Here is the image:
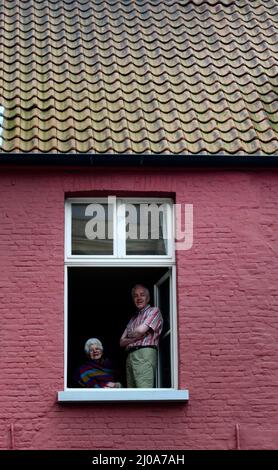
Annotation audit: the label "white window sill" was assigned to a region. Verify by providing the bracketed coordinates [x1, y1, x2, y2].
[57, 388, 189, 403]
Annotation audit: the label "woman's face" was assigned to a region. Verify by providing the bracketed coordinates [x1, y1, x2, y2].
[89, 344, 103, 360]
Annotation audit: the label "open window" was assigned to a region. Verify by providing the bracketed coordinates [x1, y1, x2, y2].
[58, 197, 189, 402]
[155, 270, 175, 388]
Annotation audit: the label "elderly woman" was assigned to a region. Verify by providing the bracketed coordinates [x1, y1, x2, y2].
[76, 338, 121, 388]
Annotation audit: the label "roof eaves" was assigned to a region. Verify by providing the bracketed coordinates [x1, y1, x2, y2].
[1, 153, 278, 168]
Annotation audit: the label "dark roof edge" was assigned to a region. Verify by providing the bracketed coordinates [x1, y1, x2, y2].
[0, 153, 278, 168]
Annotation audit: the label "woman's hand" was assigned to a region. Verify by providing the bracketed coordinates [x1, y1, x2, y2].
[105, 381, 122, 388]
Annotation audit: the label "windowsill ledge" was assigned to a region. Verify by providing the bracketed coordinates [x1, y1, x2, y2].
[57, 388, 189, 403]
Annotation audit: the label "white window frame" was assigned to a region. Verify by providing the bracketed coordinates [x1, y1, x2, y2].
[65, 197, 174, 263]
[155, 270, 177, 388]
[58, 197, 189, 402]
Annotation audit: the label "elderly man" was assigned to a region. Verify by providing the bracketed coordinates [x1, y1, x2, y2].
[120, 284, 163, 388]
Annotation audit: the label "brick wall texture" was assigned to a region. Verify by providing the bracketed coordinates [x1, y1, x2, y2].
[0, 166, 278, 450]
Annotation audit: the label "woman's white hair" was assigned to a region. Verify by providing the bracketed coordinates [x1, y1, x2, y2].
[84, 338, 103, 355]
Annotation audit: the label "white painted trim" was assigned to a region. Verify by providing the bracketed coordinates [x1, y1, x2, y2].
[67, 198, 173, 204]
[171, 266, 178, 389]
[154, 271, 169, 388]
[65, 259, 175, 267]
[166, 202, 174, 259]
[64, 266, 68, 390]
[65, 256, 173, 264]
[117, 198, 126, 257]
[57, 389, 189, 403]
[64, 197, 179, 399]
[112, 197, 117, 257]
[65, 197, 175, 263]
[64, 200, 72, 259]
[65, 265, 179, 396]
[155, 269, 178, 389]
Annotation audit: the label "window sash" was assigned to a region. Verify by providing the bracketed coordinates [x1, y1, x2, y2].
[65, 197, 174, 261]
[62, 198, 183, 400]
[63, 265, 179, 391]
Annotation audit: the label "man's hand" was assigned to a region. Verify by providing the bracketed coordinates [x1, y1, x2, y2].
[120, 336, 134, 348]
[128, 324, 150, 338]
[120, 324, 150, 347]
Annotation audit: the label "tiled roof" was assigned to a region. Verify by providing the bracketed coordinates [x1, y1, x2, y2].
[0, 0, 278, 155]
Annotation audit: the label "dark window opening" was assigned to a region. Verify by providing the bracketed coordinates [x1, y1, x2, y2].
[67, 266, 171, 388]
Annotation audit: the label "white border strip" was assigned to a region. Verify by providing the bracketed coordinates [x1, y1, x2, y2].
[58, 389, 189, 402]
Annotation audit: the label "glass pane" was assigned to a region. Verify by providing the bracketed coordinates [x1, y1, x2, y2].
[157, 276, 171, 388]
[126, 203, 168, 255]
[159, 333, 171, 388]
[71, 203, 113, 255]
[159, 276, 170, 335]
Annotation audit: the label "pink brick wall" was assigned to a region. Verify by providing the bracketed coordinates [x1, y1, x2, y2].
[1, 166, 278, 450]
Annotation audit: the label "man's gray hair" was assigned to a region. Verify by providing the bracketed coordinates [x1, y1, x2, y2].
[84, 338, 103, 355]
[131, 284, 150, 300]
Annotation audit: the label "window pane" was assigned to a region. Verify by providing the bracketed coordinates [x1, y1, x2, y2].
[126, 203, 168, 255]
[157, 275, 171, 388]
[71, 203, 113, 255]
[159, 333, 171, 388]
